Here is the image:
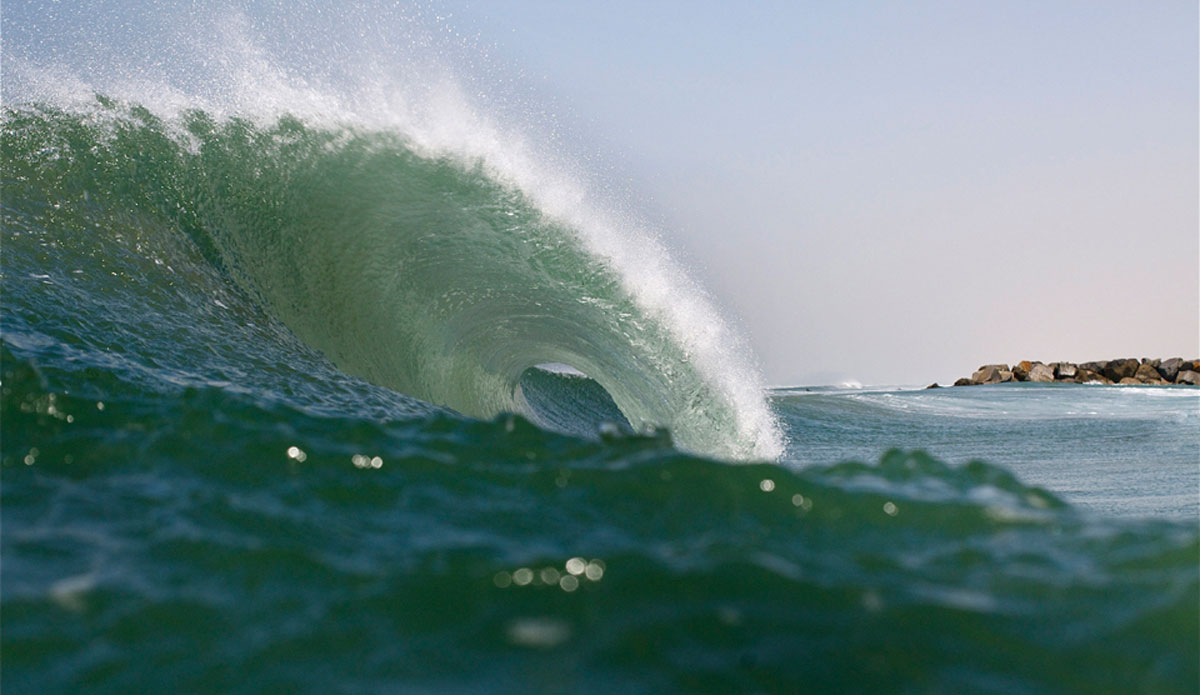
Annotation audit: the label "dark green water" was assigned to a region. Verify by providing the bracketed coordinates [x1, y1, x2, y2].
[3, 102, 1198, 694]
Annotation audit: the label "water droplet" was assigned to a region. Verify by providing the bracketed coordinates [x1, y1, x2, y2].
[506, 617, 570, 648]
[718, 606, 743, 626]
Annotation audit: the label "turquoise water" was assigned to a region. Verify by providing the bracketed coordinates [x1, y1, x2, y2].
[3, 8, 1199, 691]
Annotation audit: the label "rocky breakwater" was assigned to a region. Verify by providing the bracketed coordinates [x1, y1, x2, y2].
[943, 358, 1200, 387]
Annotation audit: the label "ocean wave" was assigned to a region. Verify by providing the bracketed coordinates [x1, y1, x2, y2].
[2, 98, 780, 459]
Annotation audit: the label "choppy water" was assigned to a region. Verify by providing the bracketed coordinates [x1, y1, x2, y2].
[776, 383, 1200, 519]
[3, 4, 1198, 693]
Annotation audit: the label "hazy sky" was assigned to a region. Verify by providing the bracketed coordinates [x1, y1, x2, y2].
[442, 1, 1198, 385]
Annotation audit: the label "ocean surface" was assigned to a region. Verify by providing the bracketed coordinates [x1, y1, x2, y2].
[3, 8, 1199, 693]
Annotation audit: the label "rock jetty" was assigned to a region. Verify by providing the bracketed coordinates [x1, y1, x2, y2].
[941, 358, 1200, 387]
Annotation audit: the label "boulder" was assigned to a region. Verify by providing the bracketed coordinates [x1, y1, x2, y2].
[953, 377, 974, 387]
[1076, 368, 1113, 385]
[1012, 361, 1032, 381]
[1054, 363, 1078, 379]
[1134, 363, 1168, 385]
[925, 382, 941, 389]
[1027, 363, 1055, 382]
[971, 364, 1013, 384]
[1141, 358, 1161, 368]
[1118, 377, 1141, 385]
[1177, 370, 1200, 386]
[1079, 361, 1108, 374]
[1157, 357, 1184, 382]
[1156, 360, 1185, 381]
[1101, 358, 1139, 382]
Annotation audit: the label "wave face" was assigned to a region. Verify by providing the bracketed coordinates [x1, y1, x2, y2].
[2, 99, 780, 459]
